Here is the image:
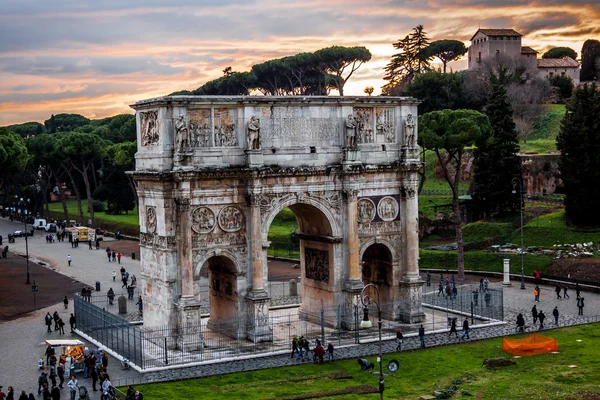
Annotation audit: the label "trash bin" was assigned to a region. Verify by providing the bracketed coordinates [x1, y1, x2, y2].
[118, 295, 127, 314]
[132, 252, 136, 260]
[96, 281, 101, 291]
[289, 279, 298, 297]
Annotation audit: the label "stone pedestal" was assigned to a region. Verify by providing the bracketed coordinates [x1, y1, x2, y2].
[401, 146, 419, 161]
[397, 281, 426, 323]
[341, 288, 362, 330]
[246, 149, 264, 168]
[343, 148, 361, 164]
[174, 296, 204, 351]
[502, 257, 511, 286]
[246, 292, 273, 342]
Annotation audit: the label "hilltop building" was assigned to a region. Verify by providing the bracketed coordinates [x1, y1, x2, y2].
[467, 28, 580, 84]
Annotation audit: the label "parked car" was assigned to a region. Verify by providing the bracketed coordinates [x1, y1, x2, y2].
[33, 218, 47, 230]
[45, 223, 57, 233]
[13, 230, 33, 237]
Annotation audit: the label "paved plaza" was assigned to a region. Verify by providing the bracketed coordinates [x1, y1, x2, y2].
[1, 216, 598, 397]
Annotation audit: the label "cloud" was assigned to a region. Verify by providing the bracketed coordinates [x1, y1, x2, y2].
[0, 0, 598, 125]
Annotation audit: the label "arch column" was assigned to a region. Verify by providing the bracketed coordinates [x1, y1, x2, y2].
[398, 179, 425, 323]
[344, 189, 363, 291]
[245, 193, 272, 342]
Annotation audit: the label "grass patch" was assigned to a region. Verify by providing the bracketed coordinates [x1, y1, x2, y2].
[267, 208, 300, 259]
[419, 195, 453, 220]
[419, 249, 554, 275]
[509, 210, 600, 247]
[47, 199, 139, 234]
[530, 104, 566, 141]
[462, 221, 514, 243]
[519, 139, 558, 154]
[130, 323, 600, 400]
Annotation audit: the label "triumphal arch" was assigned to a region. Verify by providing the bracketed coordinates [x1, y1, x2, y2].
[131, 96, 425, 340]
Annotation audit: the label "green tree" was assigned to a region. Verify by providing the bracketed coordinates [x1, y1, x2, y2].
[403, 71, 484, 114]
[472, 84, 522, 216]
[314, 46, 372, 95]
[556, 83, 600, 225]
[580, 39, 600, 81]
[383, 25, 432, 93]
[6, 122, 46, 137]
[419, 109, 492, 279]
[57, 132, 108, 225]
[422, 40, 467, 73]
[44, 113, 90, 132]
[0, 127, 29, 191]
[548, 75, 575, 101]
[542, 47, 577, 60]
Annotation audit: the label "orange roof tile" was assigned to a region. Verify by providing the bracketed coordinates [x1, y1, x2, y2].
[470, 29, 522, 41]
[537, 58, 579, 68]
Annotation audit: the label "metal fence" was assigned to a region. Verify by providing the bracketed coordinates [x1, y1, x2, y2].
[422, 284, 504, 322]
[74, 285, 504, 370]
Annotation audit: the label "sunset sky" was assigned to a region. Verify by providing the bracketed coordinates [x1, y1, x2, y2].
[1, 0, 598, 125]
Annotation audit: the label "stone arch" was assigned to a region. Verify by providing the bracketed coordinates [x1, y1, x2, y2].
[193, 250, 242, 280]
[359, 238, 397, 262]
[261, 196, 342, 242]
[361, 242, 394, 314]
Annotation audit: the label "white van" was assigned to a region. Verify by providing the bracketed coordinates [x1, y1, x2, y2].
[33, 219, 47, 230]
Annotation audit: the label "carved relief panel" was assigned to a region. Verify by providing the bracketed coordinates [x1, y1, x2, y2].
[377, 196, 399, 221]
[146, 206, 157, 233]
[305, 248, 329, 283]
[353, 107, 373, 144]
[218, 206, 244, 232]
[376, 108, 395, 143]
[214, 108, 237, 147]
[189, 109, 211, 148]
[357, 198, 376, 223]
[140, 111, 159, 146]
[191, 207, 216, 234]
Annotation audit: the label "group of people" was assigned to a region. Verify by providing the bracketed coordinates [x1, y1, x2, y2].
[437, 274, 458, 299]
[291, 336, 334, 363]
[105, 247, 122, 264]
[44, 311, 72, 335]
[0, 385, 38, 400]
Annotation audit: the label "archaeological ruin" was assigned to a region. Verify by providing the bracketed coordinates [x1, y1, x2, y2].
[131, 96, 425, 341]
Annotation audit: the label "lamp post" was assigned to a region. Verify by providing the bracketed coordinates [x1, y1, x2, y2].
[511, 178, 526, 290]
[18, 197, 31, 284]
[360, 283, 384, 400]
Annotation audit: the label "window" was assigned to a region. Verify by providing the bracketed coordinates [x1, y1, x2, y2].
[561, 72, 566, 76]
[549, 72, 554, 77]
[513, 37, 517, 41]
[500, 37, 504, 40]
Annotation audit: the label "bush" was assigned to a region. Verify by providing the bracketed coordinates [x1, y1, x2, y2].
[549, 75, 574, 101]
[91, 200, 106, 213]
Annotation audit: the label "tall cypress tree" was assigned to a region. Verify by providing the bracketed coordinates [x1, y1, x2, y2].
[472, 84, 522, 215]
[556, 83, 600, 225]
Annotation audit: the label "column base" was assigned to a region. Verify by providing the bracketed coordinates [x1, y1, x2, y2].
[397, 281, 426, 323]
[246, 293, 273, 342]
[344, 279, 364, 292]
[341, 285, 363, 330]
[175, 296, 204, 351]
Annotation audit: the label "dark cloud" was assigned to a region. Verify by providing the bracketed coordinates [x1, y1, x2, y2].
[517, 14, 580, 34]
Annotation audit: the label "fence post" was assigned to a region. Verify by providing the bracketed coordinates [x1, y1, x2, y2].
[164, 337, 168, 365]
[320, 306, 325, 345]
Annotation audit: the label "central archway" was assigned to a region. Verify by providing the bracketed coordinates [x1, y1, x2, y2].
[263, 199, 342, 320]
[361, 243, 394, 318]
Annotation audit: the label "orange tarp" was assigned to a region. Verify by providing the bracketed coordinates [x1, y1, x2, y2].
[502, 334, 558, 356]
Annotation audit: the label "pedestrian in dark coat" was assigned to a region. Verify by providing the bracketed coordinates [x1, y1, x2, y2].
[516, 313, 525, 332]
[50, 385, 60, 400]
[555, 284, 562, 299]
[449, 318, 458, 338]
[419, 324, 426, 348]
[45, 313, 53, 332]
[69, 314, 76, 332]
[91, 364, 99, 391]
[63, 296, 68, 309]
[538, 310, 546, 329]
[577, 296, 585, 315]
[553, 306, 559, 325]
[460, 318, 470, 340]
[531, 305, 538, 325]
[327, 343, 334, 361]
[291, 336, 298, 358]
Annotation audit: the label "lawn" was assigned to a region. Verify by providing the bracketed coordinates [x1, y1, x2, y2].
[47, 199, 139, 234]
[130, 323, 600, 400]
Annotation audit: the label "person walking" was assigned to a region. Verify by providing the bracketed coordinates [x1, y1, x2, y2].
[38, 372, 48, 395]
[67, 254, 71, 267]
[577, 296, 585, 315]
[53, 311, 60, 331]
[91, 363, 99, 392]
[88, 239, 93, 250]
[553, 306, 559, 325]
[575, 283, 581, 298]
[419, 324, 426, 348]
[136, 296, 143, 315]
[437, 281, 443, 297]
[538, 310, 546, 329]
[57, 363, 65, 389]
[112, 250, 116, 262]
[106, 248, 111, 262]
[117, 252, 121, 264]
[112, 270, 116, 282]
[396, 329, 404, 350]
[426, 272, 431, 287]
[460, 318, 470, 340]
[291, 336, 298, 358]
[555, 284, 562, 299]
[63, 296, 68, 310]
[534, 286, 540, 302]
[532, 304, 538, 325]
[563, 285, 569, 299]
[327, 342, 334, 361]
[69, 313, 76, 333]
[66, 376, 78, 400]
[57, 318, 65, 335]
[45, 313, 53, 333]
[516, 313, 525, 332]
[449, 318, 458, 338]
[302, 338, 311, 361]
[297, 336, 304, 360]
[50, 385, 59, 400]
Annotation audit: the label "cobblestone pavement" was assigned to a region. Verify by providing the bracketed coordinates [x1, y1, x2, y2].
[1, 216, 599, 393]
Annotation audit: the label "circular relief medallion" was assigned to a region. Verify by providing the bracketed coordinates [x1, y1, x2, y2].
[357, 198, 376, 223]
[218, 206, 244, 232]
[377, 196, 399, 221]
[146, 206, 157, 233]
[191, 207, 216, 234]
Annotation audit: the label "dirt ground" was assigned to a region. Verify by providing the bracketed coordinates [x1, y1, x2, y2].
[547, 257, 600, 281]
[0, 253, 84, 321]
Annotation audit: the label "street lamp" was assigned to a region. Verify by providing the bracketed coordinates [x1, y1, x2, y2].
[511, 178, 526, 290]
[360, 283, 384, 400]
[18, 197, 31, 284]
